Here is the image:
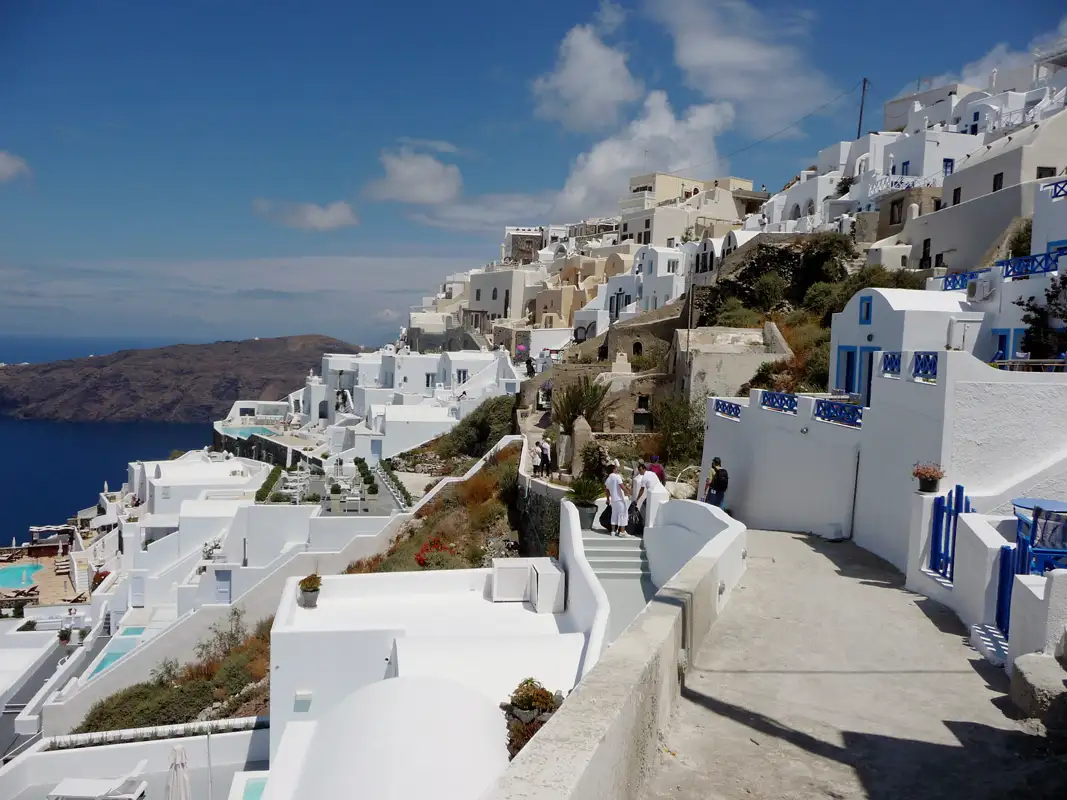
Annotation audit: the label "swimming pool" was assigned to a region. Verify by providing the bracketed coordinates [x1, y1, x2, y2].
[120, 626, 146, 636]
[0, 564, 42, 589]
[221, 426, 275, 439]
[90, 650, 126, 677]
[243, 777, 267, 800]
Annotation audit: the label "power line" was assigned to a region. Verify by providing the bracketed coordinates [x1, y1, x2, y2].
[655, 79, 866, 179]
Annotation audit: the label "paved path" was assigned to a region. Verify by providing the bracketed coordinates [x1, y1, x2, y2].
[640, 531, 1062, 800]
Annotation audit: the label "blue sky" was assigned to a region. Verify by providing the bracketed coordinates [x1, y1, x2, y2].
[0, 0, 1063, 345]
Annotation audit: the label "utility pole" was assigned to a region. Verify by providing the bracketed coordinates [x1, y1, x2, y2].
[856, 77, 869, 139]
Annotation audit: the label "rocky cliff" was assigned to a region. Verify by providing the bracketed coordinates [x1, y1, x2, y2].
[0, 335, 358, 423]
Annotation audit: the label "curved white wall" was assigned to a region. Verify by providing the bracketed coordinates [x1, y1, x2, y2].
[644, 500, 742, 589]
[558, 501, 610, 677]
[286, 676, 508, 800]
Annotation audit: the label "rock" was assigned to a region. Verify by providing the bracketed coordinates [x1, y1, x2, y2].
[536, 711, 554, 723]
[1011, 653, 1067, 732]
[666, 481, 696, 499]
[571, 416, 593, 477]
[514, 708, 538, 724]
[552, 690, 565, 706]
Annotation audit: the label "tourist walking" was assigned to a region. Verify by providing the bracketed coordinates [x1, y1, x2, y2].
[531, 442, 542, 477]
[703, 457, 728, 508]
[604, 462, 630, 537]
[540, 440, 552, 477]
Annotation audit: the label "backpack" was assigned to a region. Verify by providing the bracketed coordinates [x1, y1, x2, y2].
[713, 468, 729, 492]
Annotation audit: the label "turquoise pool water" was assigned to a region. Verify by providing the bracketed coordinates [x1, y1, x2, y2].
[221, 426, 274, 439]
[120, 627, 146, 636]
[90, 651, 126, 677]
[0, 564, 42, 588]
[243, 777, 268, 800]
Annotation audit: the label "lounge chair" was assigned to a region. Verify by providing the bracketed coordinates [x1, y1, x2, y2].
[0, 553, 14, 563]
[62, 592, 88, 604]
[47, 758, 148, 799]
[11, 585, 39, 598]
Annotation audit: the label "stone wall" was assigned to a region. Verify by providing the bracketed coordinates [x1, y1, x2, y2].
[407, 327, 482, 353]
[853, 211, 879, 245]
[602, 374, 674, 433]
[878, 186, 943, 241]
[519, 363, 612, 407]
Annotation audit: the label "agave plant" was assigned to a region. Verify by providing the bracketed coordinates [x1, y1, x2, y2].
[552, 376, 612, 434]
[566, 474, 604, 507]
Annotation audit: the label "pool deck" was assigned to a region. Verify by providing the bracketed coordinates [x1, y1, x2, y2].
[0, 555, 81, 607]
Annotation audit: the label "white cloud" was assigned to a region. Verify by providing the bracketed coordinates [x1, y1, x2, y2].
[364, 147, 463, 205]
[901, 17, 1067, 96]
[0, 151, 31, 183]
[647, 0, 839, 136]
[593, 0, 626, 34]
[252, 199, 359, 231]
[531, 15, 643, 132]
[414, 92, 733, 230]
[396, 137, 459, 154]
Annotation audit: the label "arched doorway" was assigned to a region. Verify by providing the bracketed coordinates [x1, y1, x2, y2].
[632, 341, 643, 357]
[318, 400, 328, 419]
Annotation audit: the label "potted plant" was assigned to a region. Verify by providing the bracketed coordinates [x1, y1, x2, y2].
[57, 628, 72, 645]
[567, 475, 604, 530]
[912, 462, 945, 493]
[299, 574, 322, 608]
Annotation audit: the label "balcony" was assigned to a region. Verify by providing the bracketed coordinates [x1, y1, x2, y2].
[867, 172, 942, 201]
[619, 191, 656, 213]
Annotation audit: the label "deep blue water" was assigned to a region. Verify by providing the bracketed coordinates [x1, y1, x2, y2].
[0, 335, 215, 545]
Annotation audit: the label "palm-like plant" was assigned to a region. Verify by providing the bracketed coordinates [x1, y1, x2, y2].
[552, 376, 612, 435]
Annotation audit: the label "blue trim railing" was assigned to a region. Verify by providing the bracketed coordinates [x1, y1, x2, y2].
[713, 399, 742, 419]
[929, 484, 971, 582]
[813, 399, 862, 427]
[882, 351, 902, 375]
[998, 248, 1062, 279]
[995, 544, 1014, 636]
[1051, 178, 1067, 200]
[913, 351, 938, 380]
[941, 270, 990, 291]
[760, 391, 798, 414]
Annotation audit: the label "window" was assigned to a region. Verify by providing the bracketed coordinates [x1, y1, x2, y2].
[922, 238, 931, 259]
[973, 111, 980, 122]
[859, 296, 873, 325]
[667, 259, 679, 273]
[934, 253, 944, 269]
[900, 255, 908, 267]
[943, 158, 954, 176]
[889, 200, 903, 225]
[644, 219, 651, 229]
[456, 369, 468, 384]
[425, 373, 435, 389]
[637, 395, 650, 410]
[901, 161, 910, 176]
[1037, 166, 1057, 179]
[475, 289, 482, 301]
[622, 223, 628, 232]
[992, 172, 1004, 192]
[952, 187, 961, 206]
[933, 198, 942, 212]
[891, 164, 897, 175]
[491, 288, 498, 300]
[624, 294, 632, 306]
[609, 296, 616, 314]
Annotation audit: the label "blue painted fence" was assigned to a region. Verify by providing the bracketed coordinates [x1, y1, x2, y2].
[760, 391, 798, 414]
[714, 399, 742, 419]
[913, 351, 939, 380]
[813, 399, 862, 427]
[929, 484, 971, 581]
[881, 351, 901, 375]
[995, 544, 1013, 636]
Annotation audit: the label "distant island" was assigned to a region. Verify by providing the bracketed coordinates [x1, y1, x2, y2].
[0, 334, 358, 423]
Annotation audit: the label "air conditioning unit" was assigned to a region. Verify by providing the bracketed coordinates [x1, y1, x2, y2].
[967, 279, 994, 301]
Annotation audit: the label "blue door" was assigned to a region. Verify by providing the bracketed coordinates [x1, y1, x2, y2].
[214, 570, 232, 604]
[836, 346, 858, 393]
[860, 347, 881, 406]
[992, 329, 1009, 361]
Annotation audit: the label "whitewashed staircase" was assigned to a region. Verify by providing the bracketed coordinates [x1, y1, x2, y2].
[581, 530, 650, 578]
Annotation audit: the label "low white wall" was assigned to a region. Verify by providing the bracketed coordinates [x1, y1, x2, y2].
[480, 510, 747, 800]
[558, 501, 610, 678]
[644, 500, 744, 590]
[0, 630, 56, 711]
[1007, 570, 1067, 673]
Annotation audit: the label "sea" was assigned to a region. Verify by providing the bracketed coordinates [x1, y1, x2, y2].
[0, 336, 215, 545]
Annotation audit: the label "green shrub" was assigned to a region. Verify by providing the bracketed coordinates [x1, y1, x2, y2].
[802, 282, 839, 318]
[752, 272, 788, 312]
[419, 550, 469, 570]
[255, 466, 283, 502]
[305, 493, 322, 503]
[714, 297, 762, 328]
[567, 475, 604, 506]
[803, 341, 831, 389]
[368, 483, 379, 495]
[1008, 218, 1032, 259]
[17, 619, 36, 631]
[436, 395, 515, 459]
[213, 653, 252, 696]
[580, 440, 612, 482]
[330, 483, 342, 495]
[651, 393, 706, 463]
[269, 492, 287, 503]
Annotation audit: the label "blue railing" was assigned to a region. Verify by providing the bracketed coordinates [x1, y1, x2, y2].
[998, 248, 1062, 279]
[1051, 178, 1067, 200]
[941, 270, 989, 291]
[760, 391, 798, 414]
[929, 484, 971, 581]
[713, 399, 742, 419]
[813, 399, 862, 427]
[882, 351, 902, 375]
[913, 351, 939, 380]
[995, 544, 1014, 636]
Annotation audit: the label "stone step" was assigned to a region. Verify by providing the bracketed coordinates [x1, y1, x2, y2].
[588, 558, 650, 572]
[582, 534, 645, 549]
[584, 547, 647, 561]
[593, 567, 652, 578]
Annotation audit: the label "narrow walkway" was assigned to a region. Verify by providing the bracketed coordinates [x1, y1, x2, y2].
[640, 531, 1061, 800]
[582, 529, 655, 644]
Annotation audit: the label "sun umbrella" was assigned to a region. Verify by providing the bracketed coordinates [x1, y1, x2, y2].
[166, 744, 192, 800]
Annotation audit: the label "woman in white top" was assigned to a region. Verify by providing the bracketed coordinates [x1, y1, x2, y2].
[531, 443, 542, 477]
[634, 462, 663, 512]
[604, 462, 630, 536]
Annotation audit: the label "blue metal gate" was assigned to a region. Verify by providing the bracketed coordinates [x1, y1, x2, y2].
[929, 484, 971, 581]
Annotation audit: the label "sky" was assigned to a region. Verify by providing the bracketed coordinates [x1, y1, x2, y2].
[0, 0, 1064, 347]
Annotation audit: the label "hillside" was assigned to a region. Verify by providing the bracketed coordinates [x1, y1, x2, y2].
[0, 335, 358, 423]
